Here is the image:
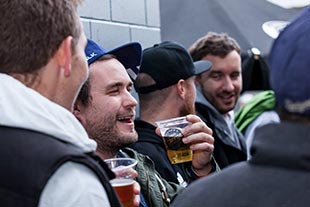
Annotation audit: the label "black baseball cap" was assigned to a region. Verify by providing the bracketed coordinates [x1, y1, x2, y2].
[134, 41, 212, 94]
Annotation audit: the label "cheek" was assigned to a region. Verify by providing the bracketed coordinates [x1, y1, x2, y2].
[189, 84, 196, 98]
[202, 82, 215, 95]
[233, 79, 242, 91]
[96, 98, 122, 119]
[85, 104, 110, 128]
[186, 92, 195, 106]
[93, 99, 110, 113]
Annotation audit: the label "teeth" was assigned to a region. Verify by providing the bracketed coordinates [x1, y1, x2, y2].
[118, 116, 132, 121]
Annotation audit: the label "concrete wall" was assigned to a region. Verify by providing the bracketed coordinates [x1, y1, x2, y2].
[78, 0, 161, 50]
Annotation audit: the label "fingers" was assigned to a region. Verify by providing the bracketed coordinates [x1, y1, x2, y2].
[114, 168, 138, 179]
[181, 115, 214, 148]
[155, 115, 212, 137]
[154, 114, 214, 151]
[155, 127, 161, 137]
[185, 136, 214, 152]
[133, 180, 141, 194]
[182, 114, 213, 136]
[133, 181, 141, 207]
[131, 169, 138, 178]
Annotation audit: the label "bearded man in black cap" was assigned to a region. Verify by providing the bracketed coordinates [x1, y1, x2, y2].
[130, 41, 219, 186]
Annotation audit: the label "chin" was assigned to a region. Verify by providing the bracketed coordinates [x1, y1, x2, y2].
[217, 104, 231, 113]
[124, 131, 138, 140]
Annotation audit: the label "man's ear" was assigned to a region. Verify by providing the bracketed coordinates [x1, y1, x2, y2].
[73, 100, 86, 125]
[55, 36, 73, 77]
[176, 79, 186, 100]
[195, 75, 200, 86]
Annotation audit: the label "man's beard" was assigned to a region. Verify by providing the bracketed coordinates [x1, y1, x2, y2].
[179, 100, 196, 116]
[85, 113, 138, 156]
[216, 91, 239, 114]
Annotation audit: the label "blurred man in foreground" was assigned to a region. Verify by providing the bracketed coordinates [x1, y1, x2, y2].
[171, 7, 310, 207]
[0, 1, 119, 206]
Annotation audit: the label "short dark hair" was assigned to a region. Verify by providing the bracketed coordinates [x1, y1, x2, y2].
[0, 0, 82, 74]
[189, 32, 241, 61]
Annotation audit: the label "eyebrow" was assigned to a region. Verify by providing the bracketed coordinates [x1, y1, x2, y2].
[209, 70, 222, 75]
[105, 81, 133, 90]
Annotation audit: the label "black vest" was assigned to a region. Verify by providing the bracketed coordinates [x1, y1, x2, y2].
[0, 126, 122, 207]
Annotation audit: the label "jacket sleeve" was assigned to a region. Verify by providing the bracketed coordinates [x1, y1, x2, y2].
[39, 161, 111, 207]
[122, 148, 184, 207]
[153, 170, 184, 205]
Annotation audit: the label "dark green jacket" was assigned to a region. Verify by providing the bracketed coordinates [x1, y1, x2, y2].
[121, 148, 183, 207]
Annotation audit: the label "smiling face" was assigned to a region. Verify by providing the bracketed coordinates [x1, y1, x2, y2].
[78, 58, 138, 154]
[196, 50, 242, 115]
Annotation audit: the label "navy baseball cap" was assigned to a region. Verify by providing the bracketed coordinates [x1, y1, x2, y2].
[135, 41, 212, 94]
[269, 7, 310, 116]
[85, 39, 142, 80]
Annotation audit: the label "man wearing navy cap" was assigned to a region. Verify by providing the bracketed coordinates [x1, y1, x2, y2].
[74, 39, 186, 207]
[130, 41, 219, 186]
[171, 7, 310, 207]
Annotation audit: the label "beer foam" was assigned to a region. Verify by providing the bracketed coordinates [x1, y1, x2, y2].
[111, 178, 134, 187]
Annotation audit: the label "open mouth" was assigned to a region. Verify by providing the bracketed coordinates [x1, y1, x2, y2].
[220, 94, 234, 100]
[223, 95, 234, 100]
[219, 94, 236, 105]
[117, 115, 134, 124]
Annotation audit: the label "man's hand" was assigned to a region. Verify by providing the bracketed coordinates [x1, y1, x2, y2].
[156, 114, 214, 177]
[182, 114, 214, 177]
[133, 181, 141, 207]
[114, 167, 141, 206]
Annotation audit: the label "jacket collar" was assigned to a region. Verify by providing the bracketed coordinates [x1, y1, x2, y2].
[0, 74, 96, 152]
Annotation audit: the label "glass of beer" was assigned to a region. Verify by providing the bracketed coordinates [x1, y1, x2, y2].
[104, 158, 138, 207]
[156, 116, 192, 164]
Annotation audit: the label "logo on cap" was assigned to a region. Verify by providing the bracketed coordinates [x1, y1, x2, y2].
[86, 52, 97, 61]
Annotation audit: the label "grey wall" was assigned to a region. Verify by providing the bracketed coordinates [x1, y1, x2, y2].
[78, 0, 161, 50]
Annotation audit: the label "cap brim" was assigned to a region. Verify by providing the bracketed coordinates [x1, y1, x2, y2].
[107, 42, 142, 71]
[194, 60, 212, 75]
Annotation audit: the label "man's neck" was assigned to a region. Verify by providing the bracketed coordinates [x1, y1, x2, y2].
[140, 109, 182, 126]
[96, 149, 117, 160]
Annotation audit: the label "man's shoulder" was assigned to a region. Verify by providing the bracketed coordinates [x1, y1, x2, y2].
[195, 102, 216, 126]
[171, 162, 251, 206]
[121, 147, 145, 159]
[135, 119, 156, 131]
[0, 126, 114, 207]
[39, 162, 110, 207]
